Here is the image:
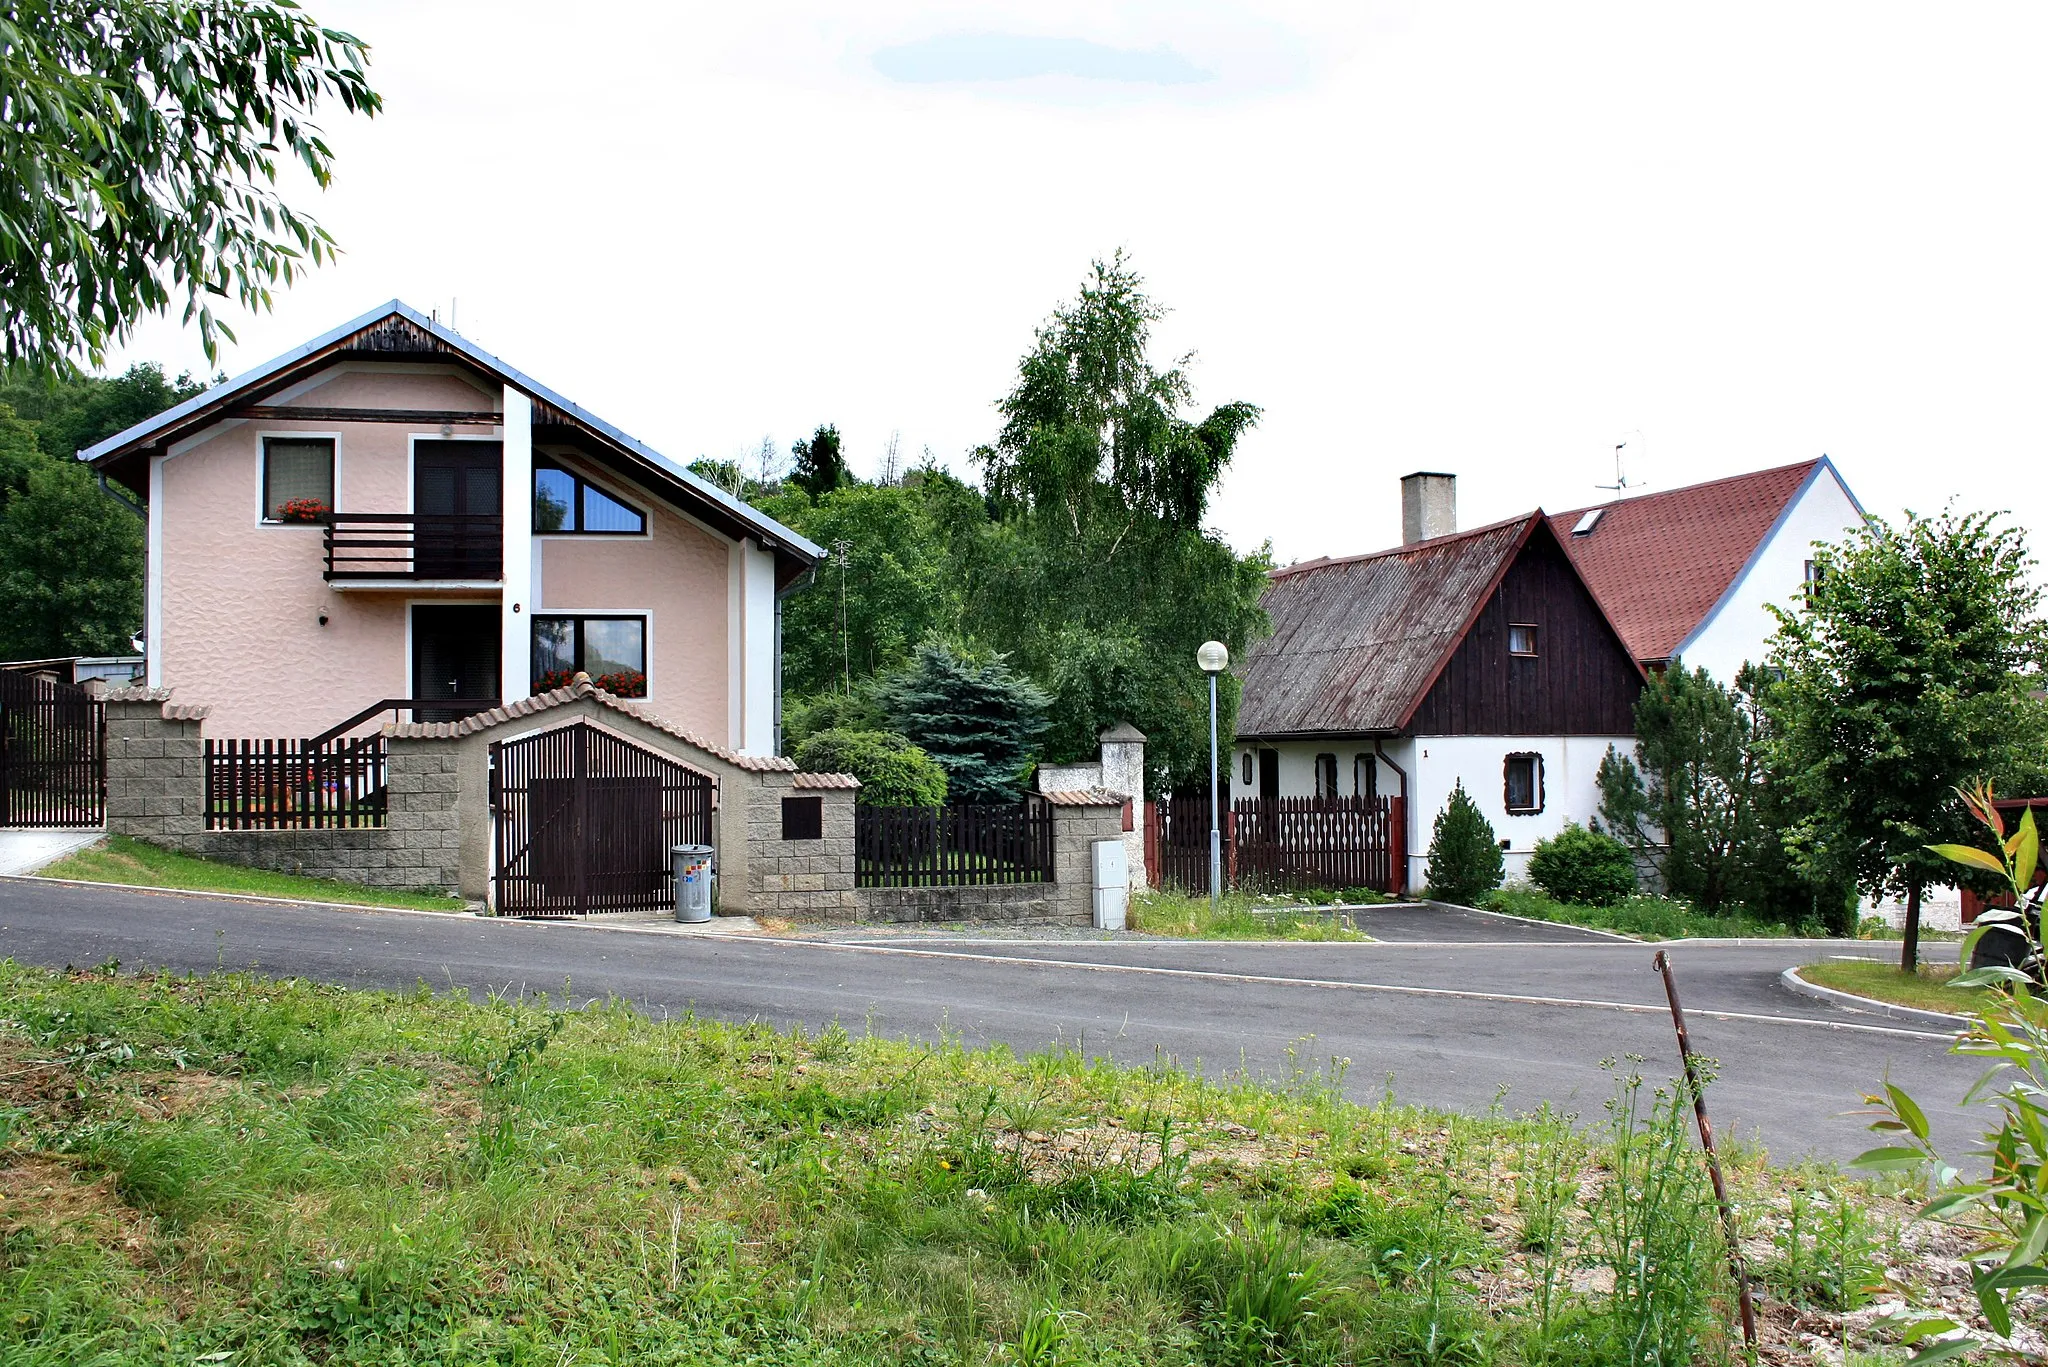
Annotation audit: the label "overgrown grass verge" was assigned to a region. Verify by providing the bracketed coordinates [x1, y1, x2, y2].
[36, 835, 467, 913]
[0, 960, 1999, 1365]
[1128, 887, 1371, 940]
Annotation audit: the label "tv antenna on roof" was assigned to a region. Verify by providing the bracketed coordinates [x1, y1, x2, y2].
[1597, 431, 1646, 492]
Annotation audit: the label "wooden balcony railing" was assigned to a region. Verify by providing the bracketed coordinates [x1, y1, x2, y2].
[323, 513, 503, 582]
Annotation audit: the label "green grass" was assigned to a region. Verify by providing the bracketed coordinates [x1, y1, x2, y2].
[0, 961, 1928, 1366]
[1484, 884, 1810, 940]
[1797, 959, 1999, 1017]
[1128, 887, 1371, 940]
[38, 835, 467, 913]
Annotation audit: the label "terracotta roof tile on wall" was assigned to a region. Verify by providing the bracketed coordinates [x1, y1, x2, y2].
[1237, 516, 1536, 736]
[1549, 461, 1820, 664]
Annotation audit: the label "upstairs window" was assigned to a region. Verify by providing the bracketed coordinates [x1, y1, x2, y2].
[534, 462, 645, 534]
[1803, 559, 1825, 589]
[263, 437, 334, 521]
[1508, 624, 1539, 657]
[1314, 753, 1339, 798]
[1504, 752, 1544, 814]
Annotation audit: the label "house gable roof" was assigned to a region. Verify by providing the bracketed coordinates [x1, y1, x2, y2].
[1237, 513, 1551, 737]
[1548, 459, 1855, 664]
[77, 300, 823, 577]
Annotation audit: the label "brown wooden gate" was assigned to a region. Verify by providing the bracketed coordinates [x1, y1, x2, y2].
[0, 670, 106, 828]
[490, 721, 714, 917]
[1146, 793, 1406, 896]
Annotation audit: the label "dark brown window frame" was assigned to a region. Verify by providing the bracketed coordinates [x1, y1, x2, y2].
[261, 435, 335, 523]
[1314, 752, 1339, 799]
[1353, 753, 1378, 800]
[531, 613, 648, 688]
[533, 459, 646, 535]
[1507, 623, 1539, 657]
[1503, 751, 1545, 814]
[782, 795, 823, 841]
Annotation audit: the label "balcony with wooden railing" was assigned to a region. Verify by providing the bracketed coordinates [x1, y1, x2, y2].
[323, 514, 503, 583]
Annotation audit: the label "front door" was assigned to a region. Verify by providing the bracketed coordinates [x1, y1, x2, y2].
[412, 605, 500, 722]
[414, 440, 502, 578]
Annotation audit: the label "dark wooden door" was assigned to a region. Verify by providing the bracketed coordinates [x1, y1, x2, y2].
[412, 605, 499, 722]
[414, 440, 502, 578]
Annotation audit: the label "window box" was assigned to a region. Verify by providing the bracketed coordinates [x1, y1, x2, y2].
[533, 615, 648, 697]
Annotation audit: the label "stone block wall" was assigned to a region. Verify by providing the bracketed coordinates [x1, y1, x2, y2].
[1049, 800, 1127, 922]
[102, 694, 462, 895]
[744, 773, 859, 921]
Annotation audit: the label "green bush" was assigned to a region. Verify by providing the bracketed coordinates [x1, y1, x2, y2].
[792, 728, 948, 806]
[1424, 781, 1504, 906]
[1527, 823, 1637, 906]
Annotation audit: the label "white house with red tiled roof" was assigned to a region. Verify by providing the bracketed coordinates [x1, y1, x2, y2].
[1549, 458, 1865, 680]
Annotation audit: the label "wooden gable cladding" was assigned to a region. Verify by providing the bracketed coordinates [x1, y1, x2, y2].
[1406, 522, 1642, 736]
[337, 312, 458, 357]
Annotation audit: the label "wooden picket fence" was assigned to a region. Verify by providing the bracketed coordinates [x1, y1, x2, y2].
[1147, 793, 1406, 896]
[205, 735, 388, 829]
[856, 799, 1054, 888]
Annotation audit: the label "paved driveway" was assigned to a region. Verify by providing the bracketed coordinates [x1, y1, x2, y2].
[0, 878, 1984, 1163]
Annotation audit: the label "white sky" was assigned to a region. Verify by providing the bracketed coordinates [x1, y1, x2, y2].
[107, 1, 2048, 568]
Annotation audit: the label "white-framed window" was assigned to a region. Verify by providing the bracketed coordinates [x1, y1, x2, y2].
[262, 436, 334, 522]
[534, 461, 646, 534]
[1508, 623, 1539, 657]
[1504, 752, 1544, 814]
[533, 614, 647, 696]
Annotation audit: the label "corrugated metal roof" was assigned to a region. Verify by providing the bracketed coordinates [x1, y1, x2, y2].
[1235, 516, 1536, 737]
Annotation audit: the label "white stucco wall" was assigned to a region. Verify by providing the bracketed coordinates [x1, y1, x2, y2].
[1674, 464, 1863, 682]
[1407, 735, 1632, 887]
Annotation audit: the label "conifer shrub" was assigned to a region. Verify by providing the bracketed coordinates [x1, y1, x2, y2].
[877, 642, 1048, 803]
[1424, 781, 1504, 905]
[1528, 823, 1638, 906]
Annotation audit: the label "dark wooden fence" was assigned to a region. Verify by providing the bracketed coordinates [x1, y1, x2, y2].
[1147, 793, 1406, 896]
[205, 736, 388, 829]
[856, 799, 1054, 888]
[0, 670, 105, 827]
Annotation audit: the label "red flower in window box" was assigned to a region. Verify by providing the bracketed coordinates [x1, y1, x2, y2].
[277, 498, 330, 524]
[593, 670, 647, 698]
[536, 669, 579, 693]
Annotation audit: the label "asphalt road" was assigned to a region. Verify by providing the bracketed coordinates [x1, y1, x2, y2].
[0, 878, 1986, 1163]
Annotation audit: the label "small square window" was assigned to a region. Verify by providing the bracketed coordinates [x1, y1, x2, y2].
[263, 437, 334, 520]
[1504, 753, 1544, 814]
[1803, 559, 1825, 588]
[1508, 624, 1538, 656]
[781, 795, 823, 841]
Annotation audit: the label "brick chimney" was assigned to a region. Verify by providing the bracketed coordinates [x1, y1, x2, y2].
[1401, 472, 1456, 545]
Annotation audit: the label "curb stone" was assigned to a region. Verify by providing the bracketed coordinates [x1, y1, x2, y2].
[1779, 965, 1969, 1029]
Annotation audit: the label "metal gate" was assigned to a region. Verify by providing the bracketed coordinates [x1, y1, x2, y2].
[489, 721, 714, 917]
[0, 670, 106, 828]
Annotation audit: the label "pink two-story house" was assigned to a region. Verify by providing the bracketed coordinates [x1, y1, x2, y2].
[80, 300, 820, 750]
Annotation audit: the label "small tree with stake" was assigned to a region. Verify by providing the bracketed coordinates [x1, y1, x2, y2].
[1765, 510, 2048, 971]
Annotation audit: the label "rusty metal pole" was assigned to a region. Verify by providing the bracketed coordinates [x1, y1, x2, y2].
[1652, 949, 1758, 1353]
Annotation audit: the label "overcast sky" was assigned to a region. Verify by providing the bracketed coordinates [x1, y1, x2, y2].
[107, 1, 2048, 567]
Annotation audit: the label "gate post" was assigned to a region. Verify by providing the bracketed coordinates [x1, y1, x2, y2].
[1389, 795, 1407, 896]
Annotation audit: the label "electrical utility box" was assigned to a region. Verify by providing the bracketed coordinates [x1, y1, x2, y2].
[1091, 838, 1129, 931]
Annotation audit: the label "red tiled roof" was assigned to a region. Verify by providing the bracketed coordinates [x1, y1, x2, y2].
[1549, 461, 1823, 664]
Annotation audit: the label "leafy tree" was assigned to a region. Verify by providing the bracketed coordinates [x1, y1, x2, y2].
[1424, 781, 1504, 905]
[761, 475, 977, 699]
[792, 729, 948, 807]
[966, 253, 1270, 790]
[1528, 824, 1636, 906]
[789, 424, 850, 502]
[0, 362, 206, 459]
[876, 642, 1048, 804]
[0, 455, 142, 656]
[2, 0, 381, 371]
[1766, 510, 2048, 970]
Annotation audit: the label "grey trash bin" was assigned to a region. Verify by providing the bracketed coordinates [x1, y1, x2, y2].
[673, 844, 715, 923]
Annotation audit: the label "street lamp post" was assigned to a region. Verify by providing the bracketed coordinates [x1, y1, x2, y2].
[1197, 640, 1230, 912]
